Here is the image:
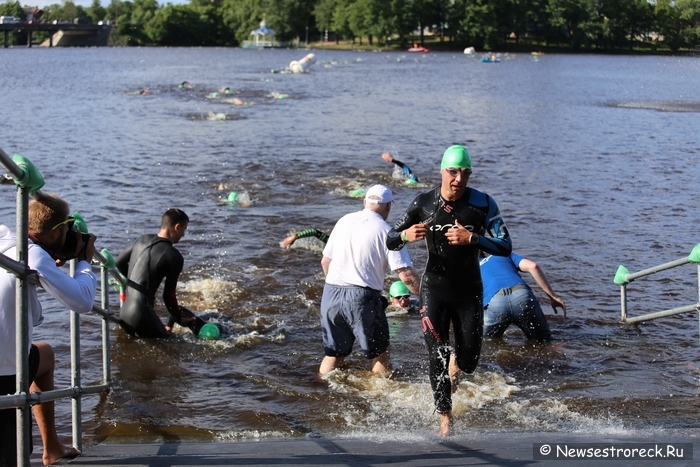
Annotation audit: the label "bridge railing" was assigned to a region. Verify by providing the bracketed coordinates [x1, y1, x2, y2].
[0, 146, 123, 467]
[614, 244, 700, 340]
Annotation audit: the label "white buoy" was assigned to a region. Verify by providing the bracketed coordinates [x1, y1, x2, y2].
[289, 53, 315, 74]
[464, 47, 476, 55]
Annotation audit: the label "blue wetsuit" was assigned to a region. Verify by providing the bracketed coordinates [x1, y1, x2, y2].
[387, 186, 511, 413]
[390, 159, 419, 182]
[480, 253, 552, 341]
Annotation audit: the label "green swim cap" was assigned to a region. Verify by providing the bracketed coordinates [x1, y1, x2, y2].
[405, 178, 418, 186]
[389, 281, 410, 298]
[348, 188, 366, 198]
[198, 322, 220, 340]
[227, 192, 238, 202]
[440, 145, 471, 171]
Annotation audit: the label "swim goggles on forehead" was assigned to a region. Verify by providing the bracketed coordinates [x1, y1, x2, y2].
[51, 217, 76, 231]
[393, 295, 410, 300]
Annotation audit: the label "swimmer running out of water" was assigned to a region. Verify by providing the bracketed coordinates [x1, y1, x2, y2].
[387, 145, 512, 436]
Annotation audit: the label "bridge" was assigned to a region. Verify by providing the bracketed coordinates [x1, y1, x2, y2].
[1, 22, 111, 47]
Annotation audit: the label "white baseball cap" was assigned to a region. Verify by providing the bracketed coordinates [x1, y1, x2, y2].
[364, 184, 393, 204]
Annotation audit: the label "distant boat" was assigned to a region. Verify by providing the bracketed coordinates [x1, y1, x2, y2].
[480, 52, 500, 63]
[408, 44, 430, 53]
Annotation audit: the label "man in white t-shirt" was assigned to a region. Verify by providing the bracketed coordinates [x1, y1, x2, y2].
[319, 185, 419, 376]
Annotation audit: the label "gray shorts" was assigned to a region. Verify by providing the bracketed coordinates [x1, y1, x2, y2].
[320, 284, 389, 360]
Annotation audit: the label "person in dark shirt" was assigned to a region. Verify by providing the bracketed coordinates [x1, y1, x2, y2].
[386, 145, 512, 436]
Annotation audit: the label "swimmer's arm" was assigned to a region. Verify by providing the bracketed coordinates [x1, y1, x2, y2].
[282, 229, 329, 247]
[298, 229, 329, 243]
[115, 244, 133, 277]
[162, 256, 183, 322]
[395, 267, 420, 295]
[518, 258, 566, 317]
[387, 203, 425, 250]
[476, 196, 512, 256]
[321, 255, 331, 276]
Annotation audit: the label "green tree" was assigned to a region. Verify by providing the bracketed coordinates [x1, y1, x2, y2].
[0, 1, 24, 18]
[145, 3, 217, 45]
[88, 0, 107, 23]
[314, 0, 336, 40]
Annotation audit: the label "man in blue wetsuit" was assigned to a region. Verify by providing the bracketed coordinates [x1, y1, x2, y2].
[386, 145, 512, 436]
[116, 208, 202, 338]
[480, 252, 566, 341]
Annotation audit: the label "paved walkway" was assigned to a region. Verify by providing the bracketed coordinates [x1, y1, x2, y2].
[57, 431, 697, 467]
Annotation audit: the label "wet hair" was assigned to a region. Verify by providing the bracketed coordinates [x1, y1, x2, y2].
[28, 193, 70, 235]
[161, 208, 189, 229]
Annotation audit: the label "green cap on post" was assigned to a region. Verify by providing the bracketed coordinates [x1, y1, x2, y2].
[389, 281, 410, 298]
[440, 145, 471, 171]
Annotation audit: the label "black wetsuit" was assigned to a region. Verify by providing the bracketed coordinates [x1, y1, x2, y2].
[116, 234, 192, 338]
[387, 186, 512, 413]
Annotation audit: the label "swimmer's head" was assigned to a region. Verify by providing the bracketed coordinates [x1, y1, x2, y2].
[389, 280, 410, 299]
[198, 322, 221, 340]
[389, 281, 411, 307]
[440, 145, 471, 171]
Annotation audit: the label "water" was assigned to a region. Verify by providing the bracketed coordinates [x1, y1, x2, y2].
[1, 48, 700, 444]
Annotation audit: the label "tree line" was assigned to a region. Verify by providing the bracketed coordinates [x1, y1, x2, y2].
[2, 0, 699, 51]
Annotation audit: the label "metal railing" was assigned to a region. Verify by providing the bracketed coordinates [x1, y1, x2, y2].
[614, 244, 700, 339]
[0, 146, 122, 467]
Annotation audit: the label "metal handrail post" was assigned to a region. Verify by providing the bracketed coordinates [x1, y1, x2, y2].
[620, 284, 627, 322]
[69, 260, 82, 451]
[15, 184, 31, 467]
[100, 265, 111, 385]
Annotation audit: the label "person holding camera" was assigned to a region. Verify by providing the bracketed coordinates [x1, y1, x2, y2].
[1, 193, 97, 466]
[116, 208, 200, 338]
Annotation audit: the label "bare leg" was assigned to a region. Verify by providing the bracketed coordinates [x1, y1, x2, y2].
[319, 356, 343, 376]
[30, 342, 81, 466]
[439, 411, 453, 437]
[448, 354, 460, 394]
[370, 350, 391, 376]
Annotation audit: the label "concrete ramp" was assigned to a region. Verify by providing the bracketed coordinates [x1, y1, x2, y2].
[40, 26, 110, 47]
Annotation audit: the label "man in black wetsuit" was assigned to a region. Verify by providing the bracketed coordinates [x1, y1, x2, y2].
[116, 208, 200, 338]
[386, 145, 512, 436]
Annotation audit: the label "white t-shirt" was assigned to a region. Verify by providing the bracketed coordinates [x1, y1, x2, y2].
[323, 209, 412, 291]
[0, 225, 97, 376]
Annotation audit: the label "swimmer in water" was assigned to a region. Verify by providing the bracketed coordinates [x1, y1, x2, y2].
[116, 208, 204, 338]
[382, 152, 419, 184]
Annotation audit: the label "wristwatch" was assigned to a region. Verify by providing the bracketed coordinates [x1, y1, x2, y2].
[469, 233, 479, 244]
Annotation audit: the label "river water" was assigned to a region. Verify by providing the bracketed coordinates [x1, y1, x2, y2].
[1, 48, 699, 445]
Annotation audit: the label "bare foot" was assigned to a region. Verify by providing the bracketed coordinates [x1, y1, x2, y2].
[43, 444, 81, 466]
[439, 412, 453, 437]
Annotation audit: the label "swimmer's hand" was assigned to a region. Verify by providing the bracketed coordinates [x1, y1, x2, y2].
[401, 223, 428, 242]
[444, 220, 471, 245]
[550, 296, 567, 318]
[281, 234, 297, 247]
[381, 152, 394, 163]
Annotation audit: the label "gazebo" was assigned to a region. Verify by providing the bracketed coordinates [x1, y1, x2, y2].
[245, 19, 276, 48]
